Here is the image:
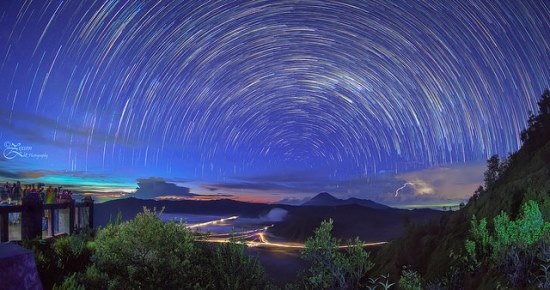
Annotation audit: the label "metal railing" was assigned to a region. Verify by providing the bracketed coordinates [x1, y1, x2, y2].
[0, 195, 94, 242]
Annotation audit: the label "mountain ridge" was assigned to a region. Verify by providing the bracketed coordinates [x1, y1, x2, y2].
[302, 192, 390, 210]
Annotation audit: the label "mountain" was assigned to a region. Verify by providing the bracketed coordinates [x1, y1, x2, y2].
[303, 192, 341, 206]
[270, 204, 444, 242]
[94, 197, 275, 228]
[302, 192, 390, 209]
[94, 195, 443, 243]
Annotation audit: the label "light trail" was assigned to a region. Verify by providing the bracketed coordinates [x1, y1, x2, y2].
[186, 215, 239, 229]
[185, 216, 388, 249]
[200, 227, 387, 249]
[395, 182, 414, 197]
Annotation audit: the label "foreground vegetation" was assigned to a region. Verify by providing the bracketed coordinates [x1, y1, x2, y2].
[22, 90, 550, 289]
[23, 196, 548, 289]
[24, 209, 271, 290]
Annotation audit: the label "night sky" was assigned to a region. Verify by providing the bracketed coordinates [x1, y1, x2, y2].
[1, 0, 549, 205]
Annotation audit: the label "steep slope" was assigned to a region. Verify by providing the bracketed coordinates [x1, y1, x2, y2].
[372, 90, 550, 287]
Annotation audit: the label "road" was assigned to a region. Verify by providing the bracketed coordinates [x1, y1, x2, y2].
[186, 215, 387, 249]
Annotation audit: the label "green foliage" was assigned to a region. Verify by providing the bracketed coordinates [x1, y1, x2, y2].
[52, 273, 84, 290]
[397, 266, 422, 290]
[464, 240, 476, 262]
[209, 239, 271, 290]
[53, 233, 94, 272]
[342, 237, 374, 287]
[301, 219, 345, 289]
[366, 274, 395, 290]
[82, 207, 197, 290]
[77, 208, 273, 289]
[465, 199, 550, 288]
[469, 215, 491, 256]
[300, 219, 375, 289]
[21, 233, 93, 289]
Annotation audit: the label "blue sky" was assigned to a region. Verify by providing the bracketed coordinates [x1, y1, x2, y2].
[1, 0, 549, 205]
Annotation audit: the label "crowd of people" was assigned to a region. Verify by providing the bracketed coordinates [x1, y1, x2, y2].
[0, 181, 73, 205]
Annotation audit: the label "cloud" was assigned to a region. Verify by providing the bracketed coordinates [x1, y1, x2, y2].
[0, 169, 107, 180]
[134, 177, 196, 199]
[273, 196, 311, 205]
[388, 161, 485, 203]
[199, 169, 405, 202]
[199, 162, 485, 206]
[0, 107, 139, 148]
[204, 181, 296, 192]
[260, 208, 288, 222]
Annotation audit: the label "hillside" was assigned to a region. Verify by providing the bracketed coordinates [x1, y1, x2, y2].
[373, 90, 550, 288]
[271, 204, 443, 242]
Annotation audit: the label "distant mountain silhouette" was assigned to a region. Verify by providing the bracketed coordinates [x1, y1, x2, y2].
[271, 204, 444, 242]
[302, 192, 390, 209]
[94, 197, 273, 227]
[94, 195, 441, 243]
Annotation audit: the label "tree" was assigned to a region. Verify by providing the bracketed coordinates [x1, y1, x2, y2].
[484, 155, 500, 188]
[398, 266, 422, 290]
[82, 208, 197, 290]
[464, 200, 550, 288]
[209, 238, 271, 290]
[301, 219, 374, 289]
[521, 89, 550, 149]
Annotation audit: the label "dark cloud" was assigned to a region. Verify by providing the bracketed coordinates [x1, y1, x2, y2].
[0, 108, 139, 147]
[393, 162, 485, 200]
[206, 181, 295, 192]
[0, 169, 107, 180]
[134, 177, 196, 199]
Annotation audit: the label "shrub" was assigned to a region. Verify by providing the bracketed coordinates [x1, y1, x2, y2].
[465, 199, 550, 288]
[209, 239, 271, 290]
[300, 219, 374, 289]
[397, 266, 422, 290]
[81, 208, 197, 290]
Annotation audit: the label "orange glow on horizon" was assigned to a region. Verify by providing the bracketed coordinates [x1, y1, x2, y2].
[155, 194, 278, 204]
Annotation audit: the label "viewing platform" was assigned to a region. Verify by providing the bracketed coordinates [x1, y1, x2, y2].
[0, 195, 94, 242]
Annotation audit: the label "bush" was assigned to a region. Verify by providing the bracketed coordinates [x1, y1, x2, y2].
[21, 233, 93, 289]
[465, 199, 550, 288]
[52, 273, 84, 290]
[209, 239, 271, 290]
[81, 208, 197, 290]
[300, 219, 374, 289]
[398, 266, 422, 290]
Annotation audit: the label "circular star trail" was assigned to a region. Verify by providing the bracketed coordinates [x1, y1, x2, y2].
[0, 0, 549, 180]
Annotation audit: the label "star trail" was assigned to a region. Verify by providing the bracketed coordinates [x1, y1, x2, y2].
[0, 0, 549, 202]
